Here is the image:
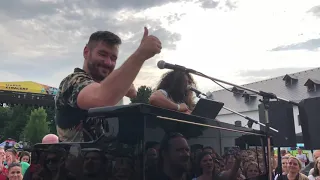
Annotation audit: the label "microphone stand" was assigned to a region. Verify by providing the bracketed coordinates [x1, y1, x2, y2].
[185, 70, 299, 180]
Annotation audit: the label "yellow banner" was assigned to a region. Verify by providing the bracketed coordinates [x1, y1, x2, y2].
[0, 81, 58, 95]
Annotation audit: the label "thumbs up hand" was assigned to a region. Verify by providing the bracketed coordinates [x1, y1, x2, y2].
[135, 27, 162, 61]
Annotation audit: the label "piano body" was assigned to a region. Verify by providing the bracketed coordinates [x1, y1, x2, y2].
[29, 104, 270, 180]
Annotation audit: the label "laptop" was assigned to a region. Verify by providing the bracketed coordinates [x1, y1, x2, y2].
[191, 98, 224, 120]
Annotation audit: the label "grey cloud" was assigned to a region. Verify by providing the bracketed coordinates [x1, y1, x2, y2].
[237, 68, 312, 79]
[225, 0, 237, 10]
[0, 0, 186, 20]
[167, 13, 186, 25]
[198, 0, 237, 10]
[199, 0, 220, 9]
[0, 1, 60, 19]
[0, 0, 182, 87]
[307, 5, 320, 18]
[270, 38, 320, 51]
[92, 0, 185, 10]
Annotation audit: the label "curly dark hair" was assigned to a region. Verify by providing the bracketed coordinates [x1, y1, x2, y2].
[156, 70, 196, 108]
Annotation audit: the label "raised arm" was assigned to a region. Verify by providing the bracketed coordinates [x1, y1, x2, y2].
[78, 27, 162, 110]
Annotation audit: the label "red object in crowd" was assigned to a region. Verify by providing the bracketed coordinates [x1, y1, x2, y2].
[0, 167, 6, 180]
[0, 174, 5, 180]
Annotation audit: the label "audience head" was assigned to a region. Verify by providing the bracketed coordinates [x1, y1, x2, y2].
[0, 147, 5, 161]
[196, 151, 215, 175]
[281, 156, 290, 174]
[244, 161, 260, 178]
[158, 132, 190, 173]
[287, 156, 302, 174]
[19, 151, 30, 163]
[312, 157, 320, 177]
[6, 148, 18, 165]
[8, 162, 23, 180]
[42, 134, 59, 144]
[313, 150, 320, 160]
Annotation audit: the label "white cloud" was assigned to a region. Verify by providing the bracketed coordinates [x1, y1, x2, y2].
[1, 0, 320, 105]
[0, 71, 26, 82]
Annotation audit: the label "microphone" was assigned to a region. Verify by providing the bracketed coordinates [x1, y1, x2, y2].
[157, 60, 193, 72]
[187, 85, 207, 97]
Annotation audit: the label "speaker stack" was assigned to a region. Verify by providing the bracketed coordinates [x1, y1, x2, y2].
[298, 97, 320, 149]
[258, 101, 297, 147]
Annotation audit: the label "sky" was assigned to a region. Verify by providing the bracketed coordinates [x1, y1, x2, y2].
[1, 0, 320, 104]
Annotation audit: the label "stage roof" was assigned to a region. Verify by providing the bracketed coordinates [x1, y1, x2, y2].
[0, 81, 58, 95]
[0, 81, 57, 107]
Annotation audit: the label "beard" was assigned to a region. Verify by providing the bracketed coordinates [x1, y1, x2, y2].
[87, 55, 114, 82]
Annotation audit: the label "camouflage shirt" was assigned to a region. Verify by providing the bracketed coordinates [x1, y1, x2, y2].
[55, 68, 104, 142]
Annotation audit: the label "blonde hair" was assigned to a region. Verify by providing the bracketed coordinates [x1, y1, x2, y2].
[288, 156, 302, 169]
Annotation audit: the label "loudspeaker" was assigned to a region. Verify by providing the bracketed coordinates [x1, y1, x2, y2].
[258, 101, 296, 147]
[298, 97, 320, 149]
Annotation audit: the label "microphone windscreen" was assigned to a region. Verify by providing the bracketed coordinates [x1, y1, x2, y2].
[157, 60, 166, 69]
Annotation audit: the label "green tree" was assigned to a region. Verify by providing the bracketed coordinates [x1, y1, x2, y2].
[24, 107, 50, 145]
[0, 106, 12, 141]
[43, 107, 56, 134]
[130, 86, 153, 104]
[3, 105, 32, 141]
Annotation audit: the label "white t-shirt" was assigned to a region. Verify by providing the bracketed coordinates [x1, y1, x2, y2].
[296, 153, 307, 168]
[308, 175, 320, 180]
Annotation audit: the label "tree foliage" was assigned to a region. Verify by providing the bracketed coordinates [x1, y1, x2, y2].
[24, 107, 50, 145]
[1, 105, 32, 141]
[43, 107, 56, 134]
[130, 86, 153, 104]
[0, 105, 56, 142]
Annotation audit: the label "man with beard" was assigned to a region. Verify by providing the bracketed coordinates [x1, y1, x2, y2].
[156, 133, 191, 180]
[55, 27, 162, 142]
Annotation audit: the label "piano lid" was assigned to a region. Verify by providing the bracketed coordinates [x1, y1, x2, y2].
[88, 103, 265, 136]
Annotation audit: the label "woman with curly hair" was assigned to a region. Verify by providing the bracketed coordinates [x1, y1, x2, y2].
[149, 70, 196, 114]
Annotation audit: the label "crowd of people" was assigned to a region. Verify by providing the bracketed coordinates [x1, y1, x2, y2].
[0, 134, 58, 180]
[145, 133, 268, 180]
[276, 149, 320, 180]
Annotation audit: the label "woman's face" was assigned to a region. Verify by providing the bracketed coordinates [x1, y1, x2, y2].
[8, 166, 22, 180]
[21, 155, 29, 163]
[246, 164, 259, 178]
[288, 158, 300, 173]
[240, 151, 247, 160]
[316, 158, 320, 172]
[6, 152, 14, 164]
[0, 149, 5, 162]
[282, 159, 288, 173]
[200, 154, 214, 172]
[226, 156, 235, 170]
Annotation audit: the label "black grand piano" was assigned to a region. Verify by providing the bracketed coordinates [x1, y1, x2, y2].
[29, 104, 270, 180]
